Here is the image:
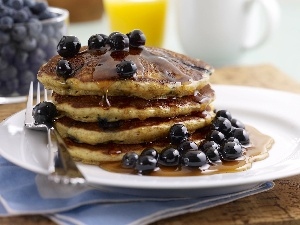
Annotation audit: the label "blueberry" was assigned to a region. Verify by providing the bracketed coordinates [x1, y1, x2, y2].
[140, 148, 159, 160]
[1, 43, 16, 61]
[0, 57, 8, 70]
[205, 148, 221, 162]
[18, 71, 34, 94]
[56, 59, 73, 79]
[12, 8, 29, 22]
[216, 109, 232, 121]
[30, 1, 48, 14]
[27, 18, 42, 37]
[220, 141, 243, 161]
[88, 34, 108, 50]
[19, 70, 34, 83]
[199, 140, 220, 162]
[226, 137, 241, 144]
[107, 31, 120, 40]
[0, 78, 18, 96]
[231, 118, 245, 129]
[121, 152, 138, 168]
[211, 117, 232, 136]
[127, 29, 146, 47]
[38, 9, 55, 20]
[116, 60, 137, 78]
[32, 101, 57, 125]
[36, 33, 48, 47]
[31, 59, 45, 73]
[28, 48, 46, 64]
[0, 16, 14, 30]
[0, 65, 19, 96]
[14, 50, 28, 65]
[44, 38, 57, 58]
[98, 118, 121, 130]
[0, 30, 10, 44]
[158, 147, 180, 166]
[178, 141, 198, 154]
[7, 0, 24, 10]
[0, 5, 11, 18]
[23, 0, 34, 7]
[231, 128, 250, 145]
[43, 24, 55, 37]
[0, 65, 17, 81]
[15, 60, 28, 71]
[37, 61, 49, 74]
[107, 32, 129, 51]
[199, 140, 220, 152]
[206, 130, 225, 144]
[169, 124, 189, 145]
[57, 36, 81, 58]
[11, 25, 27, 42]
[19, 36, 37, 51]
[182, 150, 207, 167]
[135, 155, 157, 174]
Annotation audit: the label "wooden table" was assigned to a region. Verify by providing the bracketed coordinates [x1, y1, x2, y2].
[0, 64, 299, 225]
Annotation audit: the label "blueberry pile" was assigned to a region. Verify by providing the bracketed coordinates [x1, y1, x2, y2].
[55, 30, 146, 80]
[121, 109, 250, 175]
[0, 0, 66, 96]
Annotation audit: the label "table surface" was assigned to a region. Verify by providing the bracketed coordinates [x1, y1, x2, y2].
[0, 64, 299, 225]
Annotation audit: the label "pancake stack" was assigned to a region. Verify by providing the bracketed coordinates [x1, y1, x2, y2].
[37, 32, 216, 164]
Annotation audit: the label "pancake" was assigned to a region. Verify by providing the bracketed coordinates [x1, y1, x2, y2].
[37, 32, 217, 164]
[62, 126, 211, 163]
[62, 125, 273, 168]
[55, 109, 215, 145]
[52, 84, 215, 122]
[37, 46, 213, 99]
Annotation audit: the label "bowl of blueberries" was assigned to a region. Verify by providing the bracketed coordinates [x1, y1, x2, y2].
[0, 0, 69, 102]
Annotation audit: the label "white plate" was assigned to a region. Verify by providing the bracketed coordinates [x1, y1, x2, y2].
[0, 85, 299, 197]
[0, 95, 27, 104]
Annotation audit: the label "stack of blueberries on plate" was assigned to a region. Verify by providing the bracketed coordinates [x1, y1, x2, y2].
[0, 0, 67, 97]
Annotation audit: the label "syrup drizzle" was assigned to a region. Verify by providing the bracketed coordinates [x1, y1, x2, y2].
[92, 47, 207, 82]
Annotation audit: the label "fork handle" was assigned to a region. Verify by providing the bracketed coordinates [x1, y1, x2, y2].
[47, 128, 57, 173]
[49, 128, 85, 179]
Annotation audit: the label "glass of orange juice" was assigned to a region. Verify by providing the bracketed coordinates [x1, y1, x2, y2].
[103, 0, 168, 47]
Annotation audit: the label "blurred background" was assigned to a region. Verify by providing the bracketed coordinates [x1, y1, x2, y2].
[48, 0, 299, 81]
[0, 0, 299, 99]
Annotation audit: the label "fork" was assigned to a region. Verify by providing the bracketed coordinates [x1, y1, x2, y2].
[25, 82, 86, 185]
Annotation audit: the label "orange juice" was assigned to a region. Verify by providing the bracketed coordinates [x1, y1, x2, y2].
[103, 0, 167, 47]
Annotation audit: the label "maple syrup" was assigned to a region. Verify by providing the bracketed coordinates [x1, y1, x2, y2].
[98, 125, 274, 176]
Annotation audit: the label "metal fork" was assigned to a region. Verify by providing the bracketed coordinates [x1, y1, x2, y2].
[25, 82, 86, 185]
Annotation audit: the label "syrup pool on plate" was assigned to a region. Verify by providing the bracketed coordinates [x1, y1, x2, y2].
[99, 125, 274, 177]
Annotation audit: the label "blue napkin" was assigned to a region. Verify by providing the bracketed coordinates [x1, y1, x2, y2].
[0, 156, 273, 225]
